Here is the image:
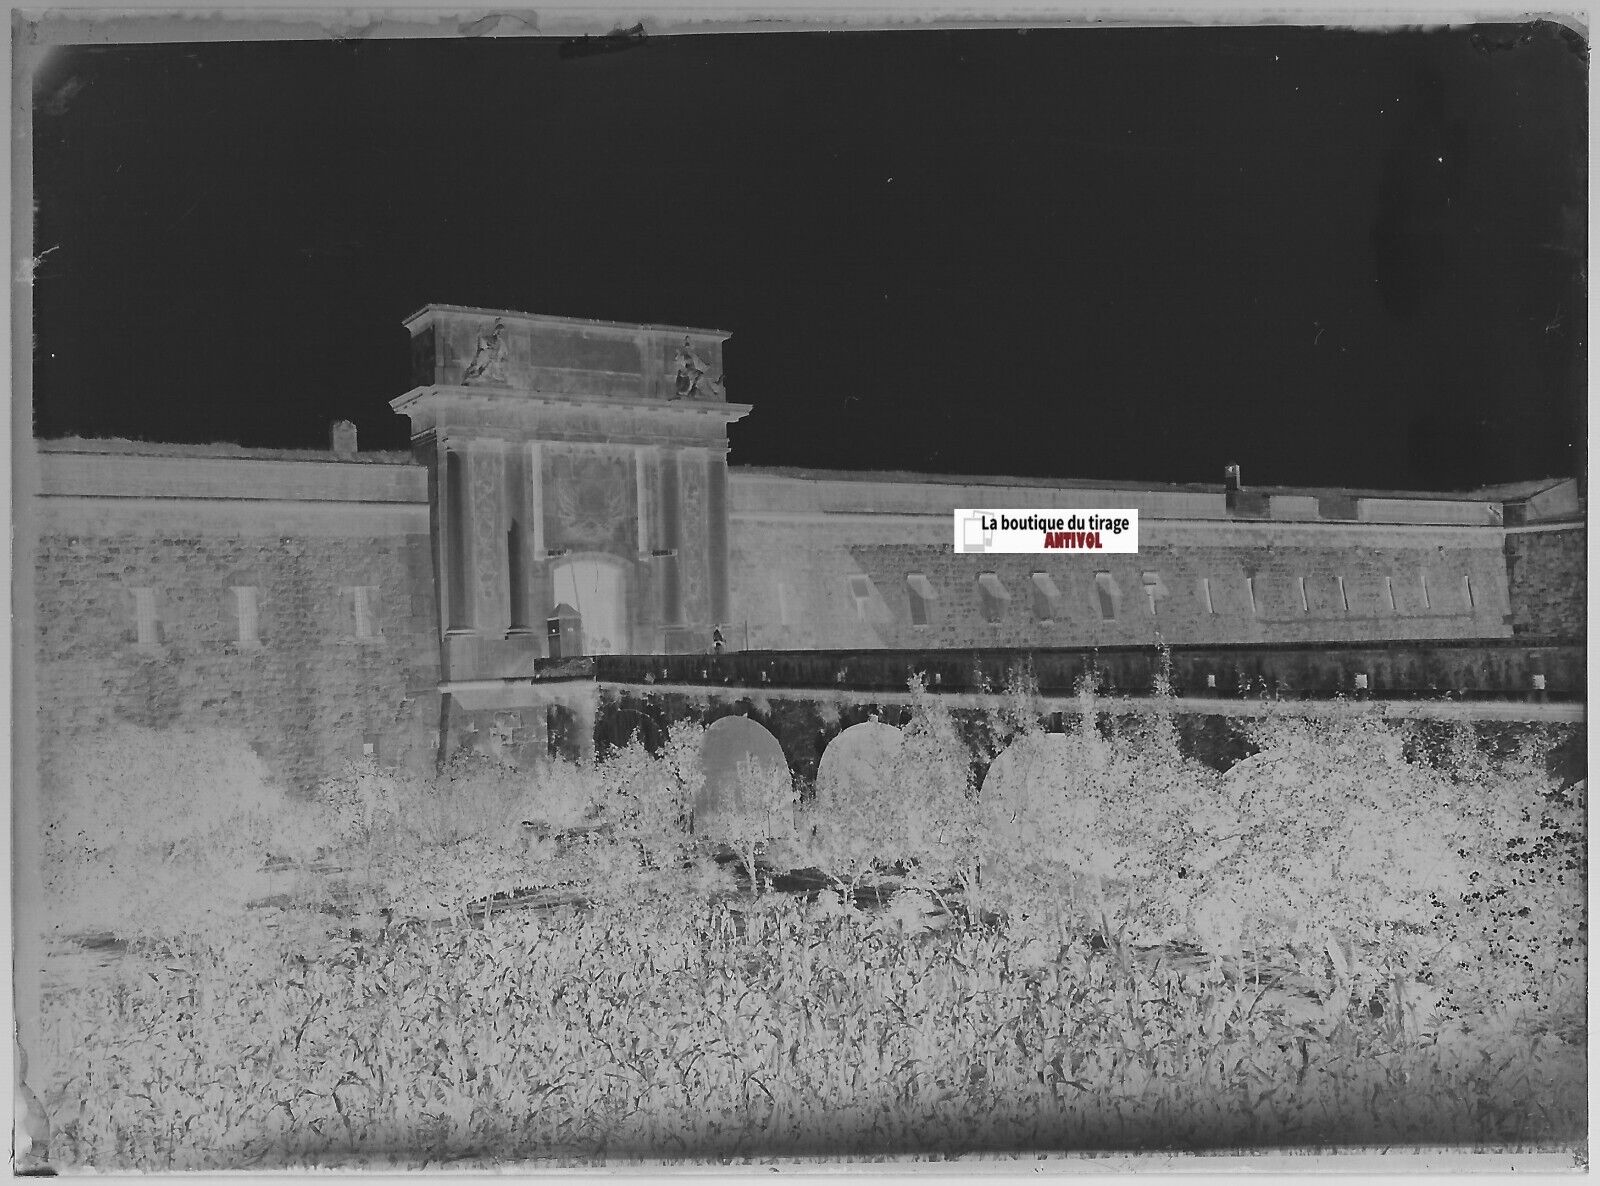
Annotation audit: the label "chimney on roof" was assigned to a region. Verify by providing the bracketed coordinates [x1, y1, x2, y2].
[331, 420, 358, 459]
[1224, 463, 1242, 492]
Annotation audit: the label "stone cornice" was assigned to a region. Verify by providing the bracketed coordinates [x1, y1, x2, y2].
[727, 472, 1506, 528]
[1503, 519, 1586, 535]
[392, 384, 750, 421]
[394, 386, 750, 449]
[402, 304, 731, 342]
[728, 507, 1512, 542]
[35, 450, 428, 503]
[34, 495, 428, 538]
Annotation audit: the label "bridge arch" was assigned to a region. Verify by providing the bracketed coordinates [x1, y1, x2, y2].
[814, 721, 904, 814]
[695, 715, 791, 834]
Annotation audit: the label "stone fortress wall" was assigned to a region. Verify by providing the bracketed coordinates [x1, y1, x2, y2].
[29, 436, 1583, 791]
[30, 442, 443, 790]
[726, 469, 1575, 651]
[1504, 523, 1587, 641]
[22, 307, 1585, 793]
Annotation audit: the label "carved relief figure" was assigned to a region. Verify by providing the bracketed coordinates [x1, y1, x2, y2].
[673, 337, 725, 401]
[463, 318, 510, 385]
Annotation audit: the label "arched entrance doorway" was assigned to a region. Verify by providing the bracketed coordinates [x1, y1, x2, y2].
[549, 556, 630, 655]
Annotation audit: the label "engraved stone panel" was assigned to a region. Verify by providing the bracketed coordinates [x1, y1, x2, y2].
[544, 447, 635, 553]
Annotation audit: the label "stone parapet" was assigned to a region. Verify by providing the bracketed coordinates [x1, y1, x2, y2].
[727, 469, 1506, 526]
[403, 304, 731, 403]
[36, 448, 428, 505]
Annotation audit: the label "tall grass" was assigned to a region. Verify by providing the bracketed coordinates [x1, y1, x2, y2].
[30, 692, 1587, 1167]
[38, 896, 1583, 1168]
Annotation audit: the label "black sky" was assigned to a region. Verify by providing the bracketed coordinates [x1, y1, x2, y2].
[27, 22, 1587, 490]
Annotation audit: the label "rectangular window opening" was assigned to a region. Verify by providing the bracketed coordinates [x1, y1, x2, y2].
[1030, 572, 1061, 622]
[131, 586, 160, 648]
[977, 572, 1011, 624]
[344, 585, 381, 640]
[846, 574, 875, 621]
[907, 573, 936, 627]
[230, 586, 260, 646]
[1141, 571, 1164, 615]
[908, 587, 928, 626]
[1093, 571, 1119, 621]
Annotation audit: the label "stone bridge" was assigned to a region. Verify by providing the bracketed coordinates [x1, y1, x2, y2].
[438, 639, 1584, 779]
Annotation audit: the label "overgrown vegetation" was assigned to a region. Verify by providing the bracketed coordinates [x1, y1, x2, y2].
[41, 725, 324, 942]
[31, 683, 1586, 1167]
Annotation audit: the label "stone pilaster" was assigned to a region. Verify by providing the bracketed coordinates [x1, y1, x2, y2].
[708, 451, 729, 628]
[678, 448, 710, 628]
[634, 445, 654, 556]
[526, 442, 545, 558]
[440, 442, 472, 633]
[633, 446, 659, 648]
[467, 441, 510, 637]
[659, 449, 683, 625]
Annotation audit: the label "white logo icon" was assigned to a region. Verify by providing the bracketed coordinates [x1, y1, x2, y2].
[961, 514, 992, 552]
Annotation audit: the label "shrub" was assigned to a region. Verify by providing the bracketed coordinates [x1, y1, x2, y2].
[1416, 727, 1586, 1039]
[314, 754, 512, 846]
[805, 676, 981, 904]
[314, 757, 407, 850]
[1197, 710, 1472, 965]
[312, 755, 544, 920]
[596, 723, 701, 870]
[699, 755, 798, 894]
[514, 757, 604, 836]
[955, 674, 1584, 1042]
[891, 680, 982, 900]
[972, 678, 1226, 944]
[421, 753, 529, 847]
[41, 724, 322, 944]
